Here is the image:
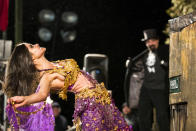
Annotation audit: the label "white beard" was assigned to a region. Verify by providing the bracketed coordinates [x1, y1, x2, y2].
[146, 51, 156, 73]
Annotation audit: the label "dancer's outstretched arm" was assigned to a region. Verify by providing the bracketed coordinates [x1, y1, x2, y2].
[9, 73, 65, 108]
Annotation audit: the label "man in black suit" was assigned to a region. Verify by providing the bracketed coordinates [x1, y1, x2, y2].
[138, 29, 170, 131]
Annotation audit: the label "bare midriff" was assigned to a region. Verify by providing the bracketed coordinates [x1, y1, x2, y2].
[70, 73, 94, 93]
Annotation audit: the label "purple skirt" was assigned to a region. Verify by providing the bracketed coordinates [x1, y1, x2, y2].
[6, 85, 54, 131]
[73, 97, 132, 131]
[73, 83, 133, 131]
[6, 101, 54, 131]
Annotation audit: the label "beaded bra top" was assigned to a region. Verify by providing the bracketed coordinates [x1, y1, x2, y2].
[46, 59, 80, 100]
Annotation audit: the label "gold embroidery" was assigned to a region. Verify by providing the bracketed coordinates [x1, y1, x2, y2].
[47, 59, 80, 100]
[11, 101, 46, 128]
[114, 126, 118, 130]
[75, 83, 111, 105]
[74, 83, 111, 131]
[74, 117, 82, 131]
[12, 101, 46, 115]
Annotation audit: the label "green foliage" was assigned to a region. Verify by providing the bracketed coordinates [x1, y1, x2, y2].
[167, 0, 196, 18]
[164, 0, 196, 44]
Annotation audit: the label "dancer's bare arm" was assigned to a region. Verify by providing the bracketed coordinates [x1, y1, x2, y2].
[50, 77, 65, 90]
[9, 73, 65, 108]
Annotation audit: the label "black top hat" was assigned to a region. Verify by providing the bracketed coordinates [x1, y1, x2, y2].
[141, 28, 159, 41]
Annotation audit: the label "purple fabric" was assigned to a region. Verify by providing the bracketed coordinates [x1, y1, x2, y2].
[73, 97, 132, 131]
[6, 86, 55, 131]
[68, 85, 74, 90]
[80, 70, 99, 85]
[73, 71, 132, 131]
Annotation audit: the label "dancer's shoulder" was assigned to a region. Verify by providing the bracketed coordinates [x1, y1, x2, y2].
[48, 58, 80, 74]
[53, 58, 78, 66]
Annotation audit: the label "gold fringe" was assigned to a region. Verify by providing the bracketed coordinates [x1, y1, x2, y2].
[75, 83, 111, 105]
[47, 59, 80, 100]
[12, 101, 46, 115]
[74, 117, 82, 131]
[74, 83, 112, 131]
[11, 101, 46, 127]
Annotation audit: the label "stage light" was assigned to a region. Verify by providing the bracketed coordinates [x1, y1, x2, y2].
[38, 9, 55, 24]
[38, 28, 52, 42]
[61, 12, 78, 26]
[38, 9, 78, 51]
[60, 30, 77, 43]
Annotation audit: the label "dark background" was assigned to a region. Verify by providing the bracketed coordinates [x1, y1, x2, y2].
[5, 0, 171, 125]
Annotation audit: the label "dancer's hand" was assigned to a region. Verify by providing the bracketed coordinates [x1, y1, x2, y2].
[8, 96, 27, 108]
[7, 73, 65, 108]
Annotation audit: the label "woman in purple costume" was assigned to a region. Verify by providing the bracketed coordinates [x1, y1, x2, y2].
[4, 43, 64, 130]
[9, 43, 133, 131]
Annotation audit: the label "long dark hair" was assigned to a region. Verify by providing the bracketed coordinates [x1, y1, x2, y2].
[4, 44, 39, 97]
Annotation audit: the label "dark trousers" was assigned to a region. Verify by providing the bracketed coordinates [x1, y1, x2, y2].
[138, 86, 170, 131]
[130, 109, 140, 131]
